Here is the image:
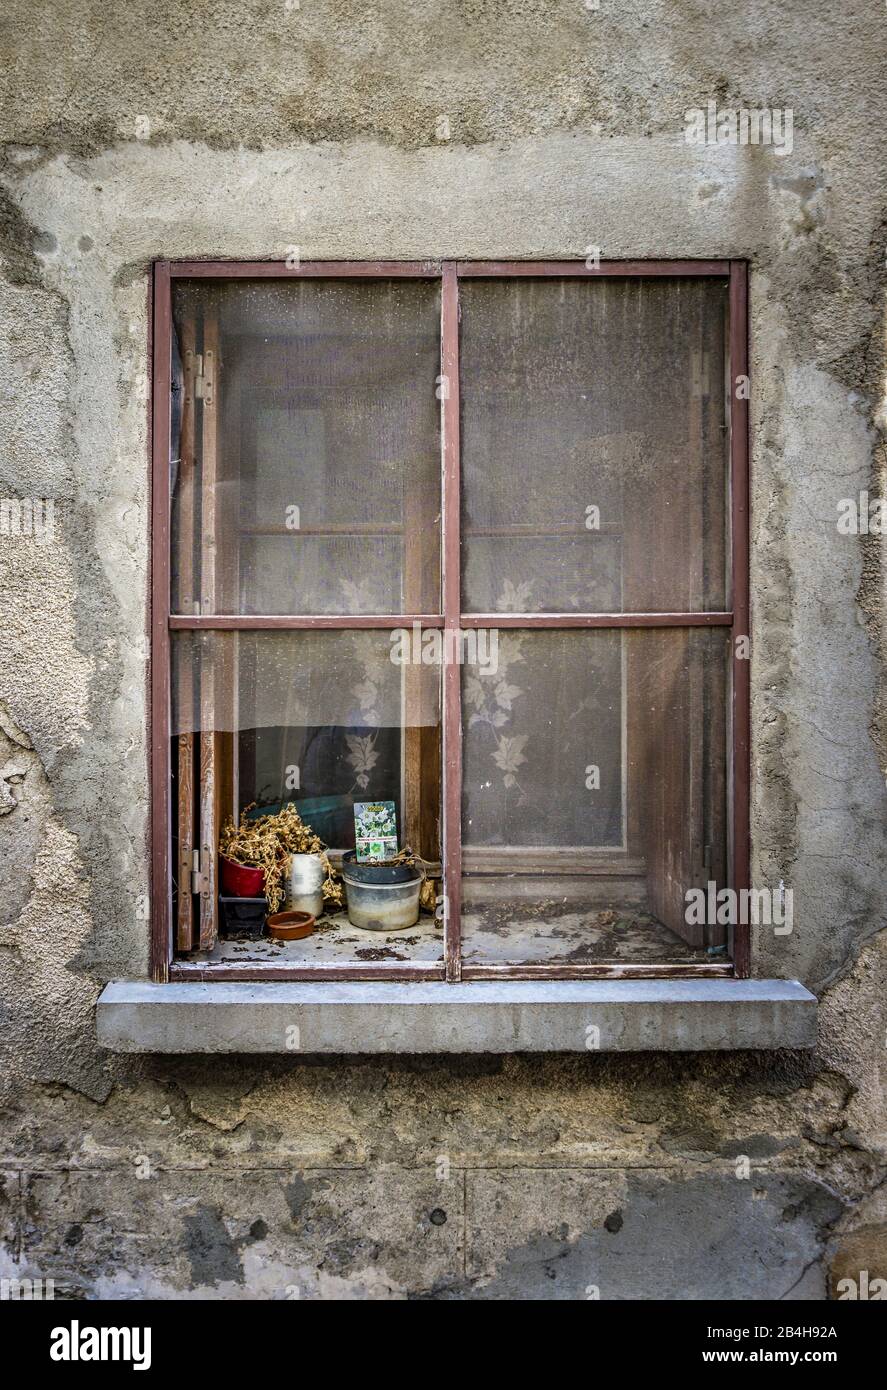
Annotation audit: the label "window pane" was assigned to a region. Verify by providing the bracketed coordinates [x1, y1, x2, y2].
[171, 280, 441, 616]
[172, 629, 442, 964]
[459, 278, 728, 613]
[461, 628, 728, 964]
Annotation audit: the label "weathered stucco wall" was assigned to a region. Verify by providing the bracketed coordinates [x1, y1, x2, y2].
[1, 0, 885, 1298]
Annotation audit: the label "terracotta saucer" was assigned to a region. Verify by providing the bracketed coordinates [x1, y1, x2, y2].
[266, 910, 316, 940]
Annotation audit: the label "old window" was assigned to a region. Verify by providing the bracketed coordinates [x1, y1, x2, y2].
[151, 260, 749, 983]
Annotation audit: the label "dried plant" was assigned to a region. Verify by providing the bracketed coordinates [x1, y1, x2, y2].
[379, 846, 439, 916]
[220, 803, 343, 914]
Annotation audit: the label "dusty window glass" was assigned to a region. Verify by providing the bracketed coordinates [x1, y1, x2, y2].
[163, 268, 740, 972]
[172, 629, 442, 963]
[459, 278, 728, 614]
[461, 628, 728, 965]
[171, 279, 442, 616]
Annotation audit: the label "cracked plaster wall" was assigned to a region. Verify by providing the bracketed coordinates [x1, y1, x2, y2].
[0, 0, 885, 1298]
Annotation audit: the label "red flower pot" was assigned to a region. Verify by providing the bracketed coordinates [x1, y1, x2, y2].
[220, 856, 265, 898]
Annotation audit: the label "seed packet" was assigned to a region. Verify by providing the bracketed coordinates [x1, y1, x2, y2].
[354, 801, 398, 862]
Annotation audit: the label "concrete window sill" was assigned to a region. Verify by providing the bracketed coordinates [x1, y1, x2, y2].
[96, 979, 816, 1054]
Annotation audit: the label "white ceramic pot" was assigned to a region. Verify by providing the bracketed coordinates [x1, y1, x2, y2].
[286, 853, 325, 918]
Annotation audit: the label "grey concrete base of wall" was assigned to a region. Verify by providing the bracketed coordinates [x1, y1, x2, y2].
[97, 979, 817, 1053]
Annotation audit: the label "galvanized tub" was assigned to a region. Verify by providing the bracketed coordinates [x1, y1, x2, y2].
[342, 865, 422, 931]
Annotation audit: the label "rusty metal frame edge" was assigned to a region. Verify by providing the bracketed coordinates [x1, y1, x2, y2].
[170, 961, 447, 981]
[171, 613, 731, 630]
[461, 962, 735, 980]
[170, 961, 730, 981]
[168, 260, 443, 278]
[461, 612, 733, 628]
[729, 260, 751, 977]
[151, 257, 749, 985]
[150, 262, 173, 982]
[166, 259, 730, 280]
[170, 614, 445, 629]
[441, 262, 463, 981]
[456, 259, 730, 277]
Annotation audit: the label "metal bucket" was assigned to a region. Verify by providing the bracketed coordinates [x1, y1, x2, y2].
[341, 849, 416, 885]
[285, 853, 325, 919]
[342, 867, 422, 931]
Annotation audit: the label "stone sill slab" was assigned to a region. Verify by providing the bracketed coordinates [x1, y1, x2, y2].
[97, 979, 817, 1053]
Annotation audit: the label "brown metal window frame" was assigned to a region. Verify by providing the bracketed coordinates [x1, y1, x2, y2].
[149, 258, 750, 984]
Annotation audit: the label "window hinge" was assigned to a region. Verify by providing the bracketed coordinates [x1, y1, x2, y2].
[193, 349, 215, 405]
[190, 849, 208, 896]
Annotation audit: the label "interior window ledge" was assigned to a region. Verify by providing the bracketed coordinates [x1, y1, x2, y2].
[97, 979, 816, 1054]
